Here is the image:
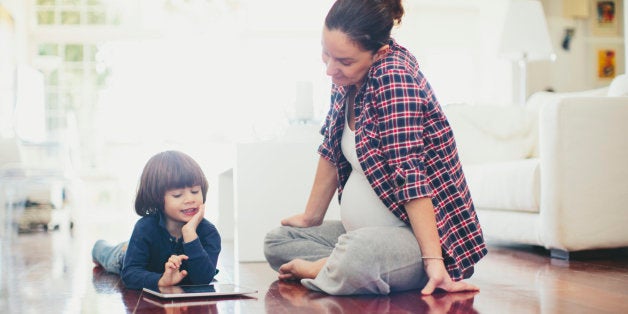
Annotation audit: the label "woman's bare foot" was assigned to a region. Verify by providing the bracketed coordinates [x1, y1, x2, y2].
[278, 258, 327, 281]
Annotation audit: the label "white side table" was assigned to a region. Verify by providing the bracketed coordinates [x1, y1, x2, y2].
[219, 124, 340, 262]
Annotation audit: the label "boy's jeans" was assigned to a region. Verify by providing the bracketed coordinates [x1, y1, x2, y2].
[92, 240, 127, 274]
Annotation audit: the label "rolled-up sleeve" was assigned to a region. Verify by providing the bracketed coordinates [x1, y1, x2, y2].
[317, 118, 335, 165]
[374, 70, 433, 203]
[317, 90, 340, 166]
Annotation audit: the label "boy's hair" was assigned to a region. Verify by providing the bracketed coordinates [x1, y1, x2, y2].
[134, 150, 208, 216]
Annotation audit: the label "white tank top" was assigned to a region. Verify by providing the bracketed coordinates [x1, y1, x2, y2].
[340, 110, 406, 231]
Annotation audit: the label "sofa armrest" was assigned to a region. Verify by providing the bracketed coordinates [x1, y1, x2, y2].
[539, 96, 628, 251]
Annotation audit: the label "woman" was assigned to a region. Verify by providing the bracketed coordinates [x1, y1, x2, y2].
[264, 0, 486, 295]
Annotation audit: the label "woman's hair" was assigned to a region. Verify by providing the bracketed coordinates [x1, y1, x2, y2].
[134, 150, 209, 216]
[325, 0, 404, 53]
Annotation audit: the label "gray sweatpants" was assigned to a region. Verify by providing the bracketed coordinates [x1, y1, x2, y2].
[263, 220, 428, 295]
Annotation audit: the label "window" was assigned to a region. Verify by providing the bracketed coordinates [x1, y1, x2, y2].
[35, 0, 121, 26]
[29, 0, 334, 172]
[31, 0, 120, 143]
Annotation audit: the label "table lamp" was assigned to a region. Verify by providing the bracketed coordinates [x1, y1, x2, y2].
[499, 0, 556, 105]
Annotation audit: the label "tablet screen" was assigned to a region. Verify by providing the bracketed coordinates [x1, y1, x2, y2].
[143, 283, 257, 299]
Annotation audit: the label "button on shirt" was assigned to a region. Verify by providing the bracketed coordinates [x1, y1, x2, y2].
[318, 39, 486, 281]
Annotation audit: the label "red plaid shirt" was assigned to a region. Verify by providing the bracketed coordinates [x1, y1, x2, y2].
[318, 39, 486, 281]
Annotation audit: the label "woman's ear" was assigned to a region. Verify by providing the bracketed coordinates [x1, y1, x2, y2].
[375, 44, 390, 61]
[373, 45, 390, 61]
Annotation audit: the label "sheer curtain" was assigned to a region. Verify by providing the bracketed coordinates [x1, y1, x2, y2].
[97, 0, 334, 146]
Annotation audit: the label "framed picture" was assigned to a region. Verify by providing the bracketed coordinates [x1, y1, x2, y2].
[597, 48, 617, 79]
[590, 0, 622, 36]
[590, 43, 625, 86]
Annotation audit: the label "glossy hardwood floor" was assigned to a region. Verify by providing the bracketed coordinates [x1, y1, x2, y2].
[1, 214, 627, 313]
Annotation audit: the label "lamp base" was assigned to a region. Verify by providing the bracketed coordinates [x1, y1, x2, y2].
[516, 58, 528, 106]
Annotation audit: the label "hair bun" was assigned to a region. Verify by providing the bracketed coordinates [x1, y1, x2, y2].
[386, 0, 404, 25]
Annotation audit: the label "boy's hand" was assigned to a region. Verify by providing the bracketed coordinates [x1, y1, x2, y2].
[158, 254, 189, 286]
[182, 204, 205, 242]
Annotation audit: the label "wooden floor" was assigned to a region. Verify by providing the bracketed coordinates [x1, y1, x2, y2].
[1, 218, 628, 314]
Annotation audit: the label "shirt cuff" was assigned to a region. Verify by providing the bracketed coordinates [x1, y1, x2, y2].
[317, 143, 335, 165]
[183, 238, 205, 260]
[145, 273, 162, 291]
[393, 167, 432, 203]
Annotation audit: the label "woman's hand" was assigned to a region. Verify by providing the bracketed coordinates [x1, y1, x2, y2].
[420, 259, 479, 295]
[158, 254, 189, 286]
[281, 157, 337, 228]
[281, 213, 322, 228]
[404, 198, 479, 295]
[182, 204, 205, 242]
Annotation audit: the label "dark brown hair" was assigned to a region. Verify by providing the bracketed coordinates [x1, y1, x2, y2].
[325, 0, 404, 53]
[134, 150, 208, 216]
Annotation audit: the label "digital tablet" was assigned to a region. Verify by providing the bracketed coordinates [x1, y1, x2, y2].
[142, 283, 257, 299]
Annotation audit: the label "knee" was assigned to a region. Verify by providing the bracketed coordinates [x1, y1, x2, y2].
[263, 226, 289, 251]
[334, 228, 381, 260]
[311, 230, 398, 295]
[323, 233, 376, 279]
[263, 226, 289, 270]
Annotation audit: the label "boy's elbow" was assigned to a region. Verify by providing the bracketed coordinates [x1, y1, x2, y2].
[120, 276, 138, 290]
[120, 270, 143, 290]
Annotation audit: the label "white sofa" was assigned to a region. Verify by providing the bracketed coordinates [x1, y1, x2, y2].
[444, 75, 628, 259]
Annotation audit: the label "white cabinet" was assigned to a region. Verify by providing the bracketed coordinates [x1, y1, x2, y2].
[218, 124, 340, 262]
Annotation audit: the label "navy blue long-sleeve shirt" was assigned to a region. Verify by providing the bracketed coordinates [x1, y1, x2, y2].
[121, 212, 221, 290]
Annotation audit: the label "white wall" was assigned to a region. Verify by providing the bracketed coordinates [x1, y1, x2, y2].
[540, 0, 626, 92]
[540, 1, 591, 92]
[3, 0, 626, 113]
[395, 0, 628, 105]
[395, 1, 512, 105]
[398, 0, 626, 104]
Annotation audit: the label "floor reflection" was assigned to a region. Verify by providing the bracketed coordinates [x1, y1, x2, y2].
[138, 295, 220, 314]
[264, 280, 478, 314]
[2, 217, 627, 313]
[91, 265, 261, 314]
[0, 229, 80, 313]
[91, 266, 123, 294]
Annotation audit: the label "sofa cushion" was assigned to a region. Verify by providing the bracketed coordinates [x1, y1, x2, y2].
[607, 74, 628, 96]
[443, 104, 536, 165]
[464, 158, 540, 213]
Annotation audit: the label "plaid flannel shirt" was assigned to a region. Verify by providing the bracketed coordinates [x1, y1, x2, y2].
[318, 39, 486, 281]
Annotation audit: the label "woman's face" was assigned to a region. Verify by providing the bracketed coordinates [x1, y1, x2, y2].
[321, 27, 377, 87]
[163, 185, 203, 225]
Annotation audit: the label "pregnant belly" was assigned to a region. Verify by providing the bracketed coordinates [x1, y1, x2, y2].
[340, 172, 406, 231]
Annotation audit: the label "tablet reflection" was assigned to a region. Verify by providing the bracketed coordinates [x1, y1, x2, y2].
[265, 280, 478, 314]
[158, 285, 188, 294]
[139, 295, 219, 314]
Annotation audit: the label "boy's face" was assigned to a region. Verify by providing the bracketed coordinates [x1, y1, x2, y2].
[163, 185, 204, 224]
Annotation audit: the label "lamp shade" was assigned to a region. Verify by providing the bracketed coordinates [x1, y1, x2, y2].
[499, 0, 555, 61]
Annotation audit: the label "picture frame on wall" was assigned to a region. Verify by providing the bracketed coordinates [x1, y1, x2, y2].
[590, 0, 623, 36]
[597, 48, 617, 79]
[590, 43, 625, 86]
